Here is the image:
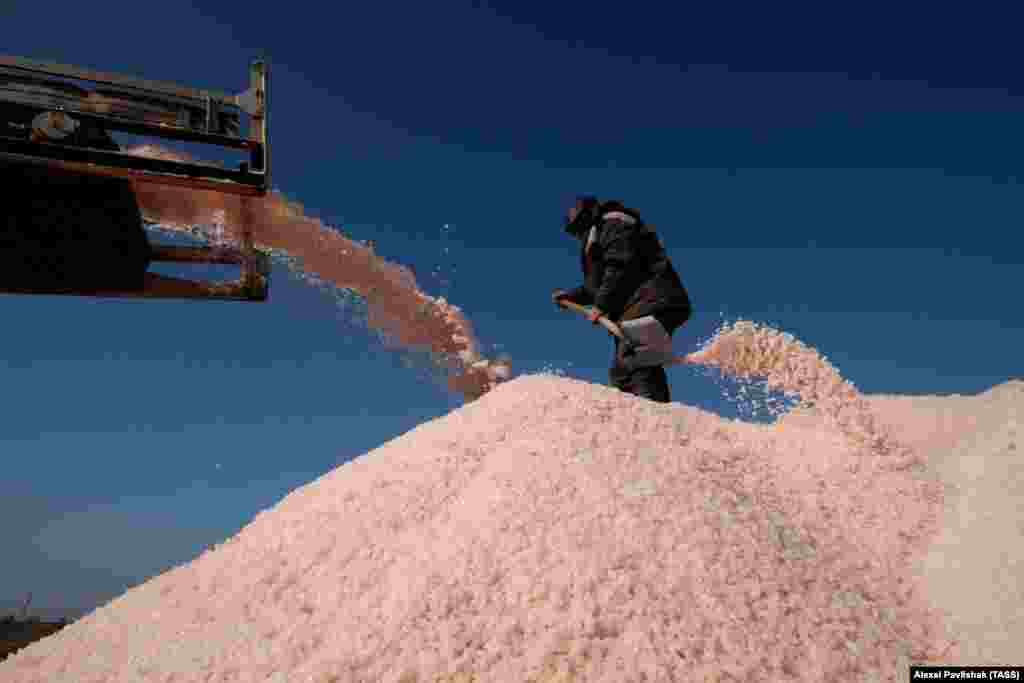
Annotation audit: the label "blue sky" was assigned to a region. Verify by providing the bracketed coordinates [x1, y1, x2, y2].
[2, 2, 1022, 617]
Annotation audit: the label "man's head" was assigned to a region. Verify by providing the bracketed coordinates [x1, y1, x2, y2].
[564, 195, 599, 238]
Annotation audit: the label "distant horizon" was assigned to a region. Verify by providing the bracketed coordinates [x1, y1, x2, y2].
[0, 601, 89, 623]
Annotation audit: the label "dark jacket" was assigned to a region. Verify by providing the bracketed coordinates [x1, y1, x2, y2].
[563, 206, 692, 325]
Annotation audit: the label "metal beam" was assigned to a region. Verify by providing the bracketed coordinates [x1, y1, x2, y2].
[0, 55, 234, 104]
[0, 147, 266, 196]
[0, 273, 267, 302]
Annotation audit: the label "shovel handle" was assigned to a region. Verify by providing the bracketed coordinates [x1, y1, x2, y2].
[555, 298, 629, 342]
[554, 297, 697, 366]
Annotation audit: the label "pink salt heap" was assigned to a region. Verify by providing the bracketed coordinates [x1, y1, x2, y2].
[5, 311, 1021, 680]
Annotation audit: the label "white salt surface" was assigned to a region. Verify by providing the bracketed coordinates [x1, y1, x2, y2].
[5, 362, 1022, 680]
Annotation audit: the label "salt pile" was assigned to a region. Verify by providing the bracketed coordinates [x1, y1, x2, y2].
[5, 342, 1020, 680]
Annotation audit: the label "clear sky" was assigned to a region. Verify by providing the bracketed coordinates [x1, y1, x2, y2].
[2, 2, 1022, 618]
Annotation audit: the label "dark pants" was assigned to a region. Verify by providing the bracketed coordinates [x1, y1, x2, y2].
[608, 309, 687, 403]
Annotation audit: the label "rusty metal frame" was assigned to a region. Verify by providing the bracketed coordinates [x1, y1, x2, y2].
[0, 56, 272, 302]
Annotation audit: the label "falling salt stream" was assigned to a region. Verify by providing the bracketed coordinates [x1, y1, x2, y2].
[4, 144, 1021, 680]
[690, 320, 903, 455]
[124, 144, 511, 403]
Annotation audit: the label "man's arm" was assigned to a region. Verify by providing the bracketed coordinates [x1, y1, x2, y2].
[592, 220, 636, 319]
[557, 285, 593, 306]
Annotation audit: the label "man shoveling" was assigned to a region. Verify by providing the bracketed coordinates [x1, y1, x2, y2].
[554, 196, 693, 403]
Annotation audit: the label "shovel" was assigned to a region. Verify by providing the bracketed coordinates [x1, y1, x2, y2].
[554, 298, 699, 366]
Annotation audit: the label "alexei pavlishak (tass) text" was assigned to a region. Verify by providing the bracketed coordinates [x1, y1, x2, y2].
[911, 667, 1022, 680]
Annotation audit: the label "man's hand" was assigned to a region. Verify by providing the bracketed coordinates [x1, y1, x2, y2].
[552, 289, 574, 307]
[586, 306, 605, 324]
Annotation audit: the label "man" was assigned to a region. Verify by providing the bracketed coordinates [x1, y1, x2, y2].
[553, 196, 692, 403]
